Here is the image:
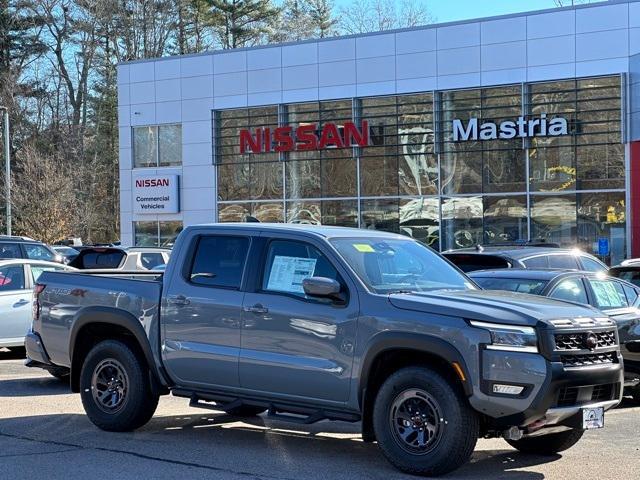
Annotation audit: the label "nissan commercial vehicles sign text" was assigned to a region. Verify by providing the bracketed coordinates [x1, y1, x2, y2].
[133, 174, 179, 214]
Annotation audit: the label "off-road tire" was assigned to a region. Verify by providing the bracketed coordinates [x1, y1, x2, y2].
[373, 366, 479, 476]
[224, 405, 266, 417]
[506, 428, 584, 455]
[80, 340, 159, 432]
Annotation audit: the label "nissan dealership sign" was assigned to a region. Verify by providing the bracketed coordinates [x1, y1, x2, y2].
[132, 174, 179, 214]
[239, 120, 369, 153]
[452, 113, 568, 141]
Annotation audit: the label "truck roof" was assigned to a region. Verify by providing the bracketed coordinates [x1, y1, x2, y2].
[186, 223, 408, 240]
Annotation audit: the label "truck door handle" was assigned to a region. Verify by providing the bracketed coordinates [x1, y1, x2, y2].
[167, 295, 190, 306]
[243, 304, 268, 314]
[13, 299, 29, 307]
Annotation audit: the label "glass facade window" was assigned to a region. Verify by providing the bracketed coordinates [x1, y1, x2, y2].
[134, 221, 183, 247]
[133, 125, 182, 168]
[214, 75, 626, 262]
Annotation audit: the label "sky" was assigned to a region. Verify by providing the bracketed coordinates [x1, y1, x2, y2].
[334, 1, 604, 24]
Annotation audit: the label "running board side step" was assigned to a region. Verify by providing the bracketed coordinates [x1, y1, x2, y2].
[179, 390, 359, 424]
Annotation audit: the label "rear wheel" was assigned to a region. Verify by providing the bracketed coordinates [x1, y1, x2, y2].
[506, 428, 584, 455]
[80, 340, 159, 432]
[224, 405, 266, 417]
[373, 366, 479, 476]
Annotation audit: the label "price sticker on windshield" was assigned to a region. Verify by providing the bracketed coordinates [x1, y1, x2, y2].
[353, 243, 375, 253]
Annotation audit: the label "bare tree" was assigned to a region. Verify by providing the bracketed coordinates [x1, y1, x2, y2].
[9, 143, 76, 243]
[339, 0, 435, 35]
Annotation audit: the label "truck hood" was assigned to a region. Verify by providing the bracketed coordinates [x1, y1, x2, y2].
[389, 289, 600, 327]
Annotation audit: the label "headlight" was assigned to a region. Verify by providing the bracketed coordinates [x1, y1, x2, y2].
[470, 320, 538, 353]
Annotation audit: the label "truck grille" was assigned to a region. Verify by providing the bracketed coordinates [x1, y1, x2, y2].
[560, 352, 617, 368]
[556, 383, 615, 407]
[554, 330, 617, 351]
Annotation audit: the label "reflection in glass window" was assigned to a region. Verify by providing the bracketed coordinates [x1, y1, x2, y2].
[399, 198, 439, 248]
[530, 194, 577, 247]
[441, 197, 483, 250]
[0, 265, 25, 291]
[134, 125, 182, 168]
[361, 199, 399, 233]
[158, 125, 182, 167]
[133, 127, 158, 168]
[134, 221, 183, 247]
[577, 192, 626, 265]
[483, 196, 527, 245]
[134, 221, 158, 246]
[473, 277, 548, 295]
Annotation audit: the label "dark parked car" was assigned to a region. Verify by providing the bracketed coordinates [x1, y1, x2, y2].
[443, 245, 607, 273]
[609, 264, 640, 288]
[469, 269, 640, 401]
[52, 246, 80, 263]
[0, 236, 64, 264]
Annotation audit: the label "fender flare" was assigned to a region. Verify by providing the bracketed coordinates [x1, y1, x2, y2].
[69, 306, 166, 389]
[358, 331, 474, 405]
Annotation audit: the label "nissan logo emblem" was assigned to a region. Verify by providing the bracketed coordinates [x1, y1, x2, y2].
[584, 332, 598, 350]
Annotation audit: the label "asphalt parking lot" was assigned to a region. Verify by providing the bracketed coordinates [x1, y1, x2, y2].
[1, 349, 639, 480]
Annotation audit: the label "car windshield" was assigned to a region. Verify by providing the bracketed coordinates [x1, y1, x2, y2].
[330, 237, 475, 294]
[472, 277, 548, 295]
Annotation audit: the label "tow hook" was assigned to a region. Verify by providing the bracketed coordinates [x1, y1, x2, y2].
[502, 426, 524, 441]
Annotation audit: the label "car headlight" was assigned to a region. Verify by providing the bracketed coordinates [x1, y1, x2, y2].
[470, 320, 538, 353]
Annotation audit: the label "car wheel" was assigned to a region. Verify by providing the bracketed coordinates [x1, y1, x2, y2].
[506, 428, 584, 455]
[224, 405, 266, 417]
[80, 340, 159, 432]
[373, 366, 479, 476]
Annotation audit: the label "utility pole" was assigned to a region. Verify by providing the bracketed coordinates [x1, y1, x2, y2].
[0, 107, 11, 236]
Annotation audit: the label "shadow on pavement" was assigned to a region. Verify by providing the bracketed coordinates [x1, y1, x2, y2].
[0, 376, 70, 397]
[0, 347, 26, 360]
[0, 412, 555, 479]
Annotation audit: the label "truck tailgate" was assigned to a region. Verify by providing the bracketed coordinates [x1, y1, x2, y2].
[34, 271, 162, 366]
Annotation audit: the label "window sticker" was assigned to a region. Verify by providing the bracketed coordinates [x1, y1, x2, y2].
[353, 243, 375, 253]
[590, 280, 625, 308]
[267, 256, 317, 294]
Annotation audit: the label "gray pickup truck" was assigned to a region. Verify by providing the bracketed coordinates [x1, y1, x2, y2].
[25, 224, 623, 476]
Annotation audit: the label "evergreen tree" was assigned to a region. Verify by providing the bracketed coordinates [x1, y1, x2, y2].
[307, 0, 335, 38]
[207, 0, 281, 49]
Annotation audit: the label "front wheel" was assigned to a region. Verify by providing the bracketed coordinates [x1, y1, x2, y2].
[373, 366, 479, 476]
[506, 428, 584, 455]
[80, 340, 159, 432]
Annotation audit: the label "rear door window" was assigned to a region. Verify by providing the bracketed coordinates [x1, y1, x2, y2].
[549, 278, 588, 304]
[472, 277, 548, 294]
[140, 252, 165, 270]
[0, 265, 26, 291]
[588, 279, 628, 310]
[0, 243, 22, 259]
[30, 264, 67, 282]
[547, 255, 580, 270]
[24, 244, 55, 261]
[189, 236, 249, 288]
[581, 256, 606, 272]
[522, 256, 548, 268]
[622, 284, 639, 306]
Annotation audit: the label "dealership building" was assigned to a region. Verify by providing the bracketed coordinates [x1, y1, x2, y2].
[118, 0, 640, 263]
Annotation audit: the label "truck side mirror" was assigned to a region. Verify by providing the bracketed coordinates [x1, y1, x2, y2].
[302, 277, 344, 303]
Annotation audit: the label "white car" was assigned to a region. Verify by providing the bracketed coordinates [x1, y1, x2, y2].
[0, 259, 75, 351]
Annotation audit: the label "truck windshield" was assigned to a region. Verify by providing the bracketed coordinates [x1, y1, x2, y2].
[330, 238, 475, 294]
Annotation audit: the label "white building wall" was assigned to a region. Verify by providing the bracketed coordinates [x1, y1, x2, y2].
[117, 0, 640, 244]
